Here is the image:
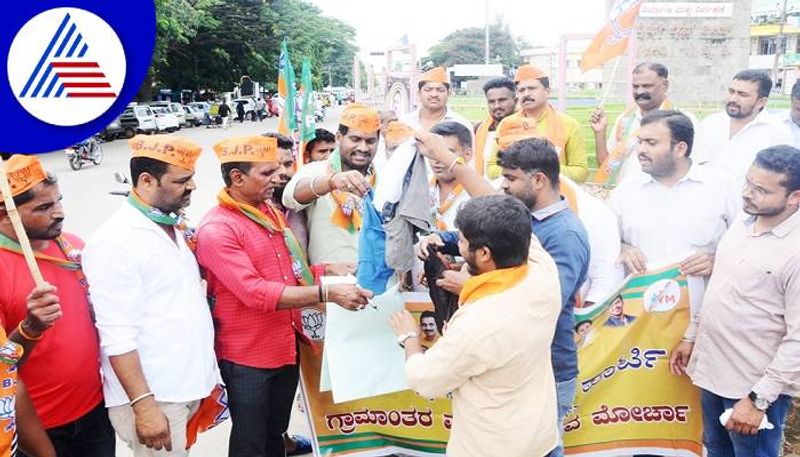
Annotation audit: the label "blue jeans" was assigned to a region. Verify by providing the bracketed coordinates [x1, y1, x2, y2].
[549, 377, 577, 457]
[701, 388, 792, 457]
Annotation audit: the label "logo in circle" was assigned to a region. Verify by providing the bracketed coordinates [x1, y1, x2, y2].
[7, 7, 126, 126]
[642, 279, 682, 313]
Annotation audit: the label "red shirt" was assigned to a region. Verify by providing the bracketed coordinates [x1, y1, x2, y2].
[0, 233, 102, 428]
[196, 205, 323, 369]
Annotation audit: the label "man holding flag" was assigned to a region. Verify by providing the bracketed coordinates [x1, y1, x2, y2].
[194, 134, 372, 457]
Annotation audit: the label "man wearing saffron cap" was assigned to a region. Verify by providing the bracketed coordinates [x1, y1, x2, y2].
[488, 65, 589, 182]
[195, 135, 373, 457]
[283, 104, 382, 265]
[83, 135, 219, 456]
[399, 66, 473, 137]
[1, 155, 107, 457]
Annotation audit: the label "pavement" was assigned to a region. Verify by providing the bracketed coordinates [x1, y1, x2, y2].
[31, 107, 346, 456]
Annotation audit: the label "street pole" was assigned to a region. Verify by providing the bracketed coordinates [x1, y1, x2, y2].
[484, 0, 490, 64]
[771, 0, 789, 91]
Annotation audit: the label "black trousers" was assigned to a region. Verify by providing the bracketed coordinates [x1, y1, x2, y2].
[219, 359, 300, 457]
[19, 401, 115, 457]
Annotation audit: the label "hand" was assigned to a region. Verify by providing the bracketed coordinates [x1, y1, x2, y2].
[669, 340, 694, 376]
[725, 398, 766, 436]
[330, 170, 371, 197]
[436, 268, 470, 295]
[414, 130, 456, 164]
[618, 244, 648, 275]
[24, 283, 62, 335]
[680, 253, 715, 276]
[327, 284, 374, 311]
[417, 234, 444, 260]
[589, 106, 608, 134]
[133, 398, 172, 451]
[388, 309, 419, 337]
[325, 262, 356, 277]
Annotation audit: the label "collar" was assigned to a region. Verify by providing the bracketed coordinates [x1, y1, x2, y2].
[532, 197, 570, 221]
[120, 201, 184, 244]
[641, 161, 708, 186]
[728, 109, 777, 135]
[745, 207, 800, 238]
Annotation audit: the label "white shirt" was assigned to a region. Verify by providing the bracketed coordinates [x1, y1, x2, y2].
[562, 177, 625, 304]
[399, 107, 474, 138]
[694, 109, 793, 183]
[83, 202, 218, 407]
[782, 113, 800, 149]
[609, 163, 741, 310]
[430, 182, 471, 231]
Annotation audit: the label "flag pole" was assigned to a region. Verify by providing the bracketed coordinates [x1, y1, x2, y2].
[599, 56, 623, 108]
[0, 156, 45, 287]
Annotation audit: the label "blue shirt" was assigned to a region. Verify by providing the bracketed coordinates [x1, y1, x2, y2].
[439, 197, 590, 382]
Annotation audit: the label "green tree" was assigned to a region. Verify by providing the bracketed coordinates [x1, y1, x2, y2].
[424, 18, 523, 71]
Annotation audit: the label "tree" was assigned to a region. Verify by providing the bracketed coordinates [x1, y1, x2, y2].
[424, 18, 523, 71]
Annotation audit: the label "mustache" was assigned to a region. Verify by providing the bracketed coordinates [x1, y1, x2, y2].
[521, 97, 535, 103]
[634, 93, 651, 101]
[49, 218, 64, 229]
[727, 102, 740, 109]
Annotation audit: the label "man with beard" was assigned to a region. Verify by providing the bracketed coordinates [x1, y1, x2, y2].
[416, 134, 589, 457]
[283, 104, 382, 264]
[694, 70, 791, 183]
[489, 65, 588, 182]
[389, 195, 562, 457]
[474, 77, 516, 177]
[428, 122, 473, 231]
[590, 62, 698, 184]
[671, 145, 800, 457]
[195, 135, 373, 457]
[0, 155, 111, 457]
[609, 110, 740, 313]
[398, 67, 473, 135]
[264, 133, 309, 254]
[83, 135, 219, 456]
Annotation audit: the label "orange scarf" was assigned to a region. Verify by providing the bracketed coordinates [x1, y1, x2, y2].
[430, 178, 465, 230]
[328, 149, 377, 233]
[473, 115, 494, 177]
[459, 263, 529, 305]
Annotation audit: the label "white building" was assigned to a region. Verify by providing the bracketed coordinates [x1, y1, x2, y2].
[520, 38, 604, 90]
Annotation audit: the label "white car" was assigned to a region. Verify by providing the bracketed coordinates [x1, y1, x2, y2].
[151, 102, 187, 127]
[183, 106, 204, 127]
[188, 101, 211, 115]
[151, 106, 181, 132]
[231, 98, 257, 120]
[119, 105, 157, 135]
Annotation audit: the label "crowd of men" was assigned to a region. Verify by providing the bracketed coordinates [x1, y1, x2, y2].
[0, 61, 797, 457]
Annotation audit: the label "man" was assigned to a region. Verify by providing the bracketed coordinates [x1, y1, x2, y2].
[398, 66, 473, 135]
[0, 155, 104, 457]
[195, 135, 373, 457]
[303, 128, 336, 164]
[384, 121, 415, 159]
[218, 101, 231, 130]
[389, 195, 561, 457]
[417, 136, 589, 457]
[474, 77, 517, 177]
[418, 311, 438, 347]
[265, 133, 308, 254]
[428, 122, 473, 231]
[693, 69, 792, 182]
[784, 80, 800, 148]
[604, 295, 636, 327]
[610, 110, 741, 311]
[670, 145, 800, 456]
[283, 104, 382, 264]
[83, 135, 219, 456]
[591, 62, 699, 184]
[488, 65, 589, 182]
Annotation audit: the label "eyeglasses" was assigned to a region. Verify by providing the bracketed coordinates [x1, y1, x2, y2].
[742, 178, 769, 202]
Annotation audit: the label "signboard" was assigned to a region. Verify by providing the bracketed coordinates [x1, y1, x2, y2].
[640, 2, 733, 18]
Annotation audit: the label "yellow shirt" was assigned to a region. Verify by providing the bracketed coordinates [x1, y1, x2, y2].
[488, 110, 589, 182]
[405, 240, 561, 457]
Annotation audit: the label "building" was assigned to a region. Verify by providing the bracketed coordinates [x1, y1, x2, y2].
[748, 22, 800, 93]
[520, 39, 603, 91]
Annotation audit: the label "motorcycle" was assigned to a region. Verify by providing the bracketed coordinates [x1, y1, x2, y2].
[66, 136, 103, 171]
[314, 105, 326, 123]
[109, 171, 131, 197]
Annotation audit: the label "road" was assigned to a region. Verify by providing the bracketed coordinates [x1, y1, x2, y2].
[35, 107, 346, 456]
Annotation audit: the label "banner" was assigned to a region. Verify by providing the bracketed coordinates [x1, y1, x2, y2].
[299, 263, 702, 456]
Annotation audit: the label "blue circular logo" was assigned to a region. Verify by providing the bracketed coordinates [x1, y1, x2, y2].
[2, 1, 155, 153]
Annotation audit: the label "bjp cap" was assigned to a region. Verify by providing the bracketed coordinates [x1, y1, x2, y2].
[385, 121, 415, 144]
[514, 64, 548, 83]
[496, 116, 539, 150]
[340, 104, 381, 133]
[129, 135, 202, 171]
[213, 135, 278, 163]
[1, 155, 48, 198]
[419, 66, 450, 86]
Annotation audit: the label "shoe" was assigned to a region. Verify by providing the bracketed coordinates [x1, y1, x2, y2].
[286, 434, 312, 456]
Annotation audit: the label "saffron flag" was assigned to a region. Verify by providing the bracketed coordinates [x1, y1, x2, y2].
[580, 0, 642, 72]
[299, 58, 316, 164]
[278, 38, 297, 135]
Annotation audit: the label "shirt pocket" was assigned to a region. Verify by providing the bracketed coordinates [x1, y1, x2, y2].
[730, 256, 783, 318]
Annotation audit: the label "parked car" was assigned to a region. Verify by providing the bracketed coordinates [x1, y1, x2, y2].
[100, 116, 125, 141]
[182, 105, 204, 127]
[119, 105, 157, 136]
[150, 101, 187, 127]
[231, 98, 257, 121]
[188, 101, 211, 115]
[151, 106, 181, 132]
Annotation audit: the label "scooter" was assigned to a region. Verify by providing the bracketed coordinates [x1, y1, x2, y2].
[109, 171, 131, 197]
[66, 136, 103, 171]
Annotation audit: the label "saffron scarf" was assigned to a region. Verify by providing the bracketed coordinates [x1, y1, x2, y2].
[473, 115, 494, 177]
[459, 263, 529, 306]
[594, 99, 674, 184]
[217, 189, 314, 286]
[429, 177, 465, 231]
[0, 232, 80, 270]
[327, 149, 376, 234]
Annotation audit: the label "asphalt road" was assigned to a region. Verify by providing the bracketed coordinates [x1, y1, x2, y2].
[35, 107, 346, 456]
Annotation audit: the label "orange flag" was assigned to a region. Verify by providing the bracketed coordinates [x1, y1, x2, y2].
[580, 0, 642, 72]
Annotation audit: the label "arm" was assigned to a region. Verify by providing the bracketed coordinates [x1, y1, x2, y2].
[415, 129, 496, 198]
[16, 380, 55, 457]
[283, 165, 371, 208]
[549, 230, 590, 309]
[9, 284, 62, 365]
[561, 121, 589, 183]
[437, 231, 461, 257]
[590, 107, 611, 166]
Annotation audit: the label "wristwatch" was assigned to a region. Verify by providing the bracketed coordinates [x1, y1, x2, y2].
[397, 331, 418, 348]
[748, 391, 771, 412]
